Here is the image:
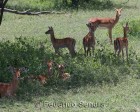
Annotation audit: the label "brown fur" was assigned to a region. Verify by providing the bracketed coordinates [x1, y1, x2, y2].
[0, 68, 20, 97]
[89, 8, 122, 44]
[45, 27, 76, 56]
[114, 22, 129, 60]
[57, 64, 70, 81]
[83, 23, 96, 56]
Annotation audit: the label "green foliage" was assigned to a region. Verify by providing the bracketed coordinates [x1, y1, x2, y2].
[6, 0, 114, 11]
[128, 19, 140, 37]
[0, 37, 139, 87]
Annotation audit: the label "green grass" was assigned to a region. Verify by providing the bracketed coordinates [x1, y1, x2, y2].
[1, 78, 140, 112]
[0, 0, 140, 111]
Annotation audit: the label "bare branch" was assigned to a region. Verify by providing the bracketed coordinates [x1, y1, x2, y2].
[2, 8, 65, 15]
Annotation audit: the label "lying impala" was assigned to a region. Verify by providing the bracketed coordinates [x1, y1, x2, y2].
[22, 60, 53, 85]
[114, 22, 129, 60]
[88, 8, 122, 44]
[57, 64, 70, 81]
[45, 26, 76, 56]
[0, 68, 21, 97]
[83, 23, 96, 56]
[23, 74, 47, 85]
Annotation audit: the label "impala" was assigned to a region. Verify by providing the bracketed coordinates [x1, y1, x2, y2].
[114, 22, 129, 60]
[26, 74, 47, 85]
[45, 26, 76, 56]
[57, 64, 70, 81]
[83, 23, 96, 56]
[89, 8, 122, 44]
[0, 68, 21, 97]
[47, 60, 54, 77]
[25, 60, 53, 84]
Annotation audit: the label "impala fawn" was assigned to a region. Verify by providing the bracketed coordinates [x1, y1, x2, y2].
[0, 68, 21, 97]
[114, 22, 129, 60]
[83, 23, 96, 56]
[57, 64, 70, 81]
[89, 8, 122, 44]
[23, 60, 53, 85]
[45, 26, 76, 56]
[47, 60, 54, 77]
[24, 74, 47, 85]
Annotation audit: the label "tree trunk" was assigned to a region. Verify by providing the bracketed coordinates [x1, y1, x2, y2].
[0, 0, 8, 25]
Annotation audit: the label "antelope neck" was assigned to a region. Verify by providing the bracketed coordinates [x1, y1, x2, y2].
[114, 13, 120, 23]
[11, 76, 19, 91]
[123, 28, 127, 38]
[90, 31, 94, 36]
[50, 32, 56, 41]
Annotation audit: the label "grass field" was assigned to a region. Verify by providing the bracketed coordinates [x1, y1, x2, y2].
[0, 0, 140, 111]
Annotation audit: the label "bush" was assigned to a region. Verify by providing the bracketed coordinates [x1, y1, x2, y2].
[128, 19, 140, 37]
[0, 37, 139, 97]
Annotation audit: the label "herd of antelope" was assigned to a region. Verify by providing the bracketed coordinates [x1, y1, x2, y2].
[0, 8, 131, 98]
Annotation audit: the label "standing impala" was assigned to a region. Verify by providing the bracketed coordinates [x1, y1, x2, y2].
[45, 27, 76, 56]
[0, 68, 21, 97]
[88, 8, 122, 44]
[114, 22, 129, 60]
[83, 23, 96, 56]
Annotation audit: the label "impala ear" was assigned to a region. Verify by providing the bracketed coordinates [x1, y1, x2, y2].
[114, 8, 117, 10]
[120, 8, 122, 11]
[86, 23, 91, 27]
[86, 23, 89, 27]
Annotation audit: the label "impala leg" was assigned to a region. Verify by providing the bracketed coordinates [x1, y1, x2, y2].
[126, 47, 128, 61]
[118, 49, 121, 58]
[92, 45, 95, 56]
[122, 49, 124, 60]
[115, 49, 117, 56]
[87, 47, 91, 56]
[54, 48, 59, 55]
[84, 46, 87, 56]
[72, 47, 76, 56]
[108, 29, 112, 44]
[68, 47, 75, 56]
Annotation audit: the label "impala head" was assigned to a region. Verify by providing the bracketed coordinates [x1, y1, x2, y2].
[123, 22, 129, 32]
[57, 64, 65, 73]
[86, 23, 96, 31]
[115, 8, 122, 17]
[45, 26, 54, 35]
